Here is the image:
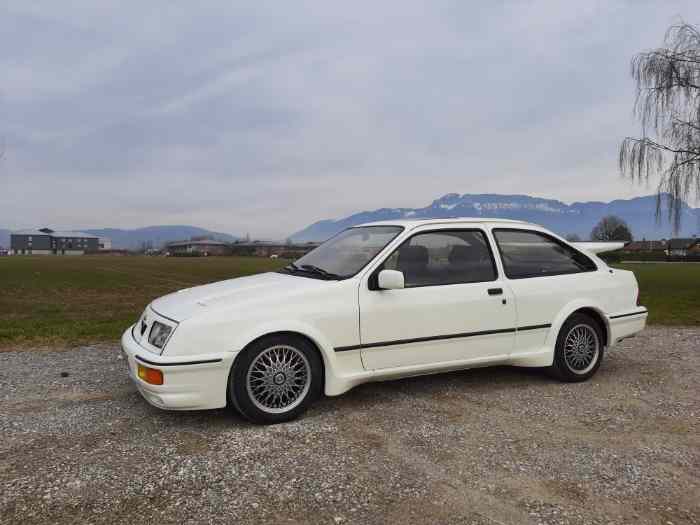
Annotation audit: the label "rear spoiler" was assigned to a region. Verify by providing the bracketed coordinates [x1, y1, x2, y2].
[572, 242, 625, 254]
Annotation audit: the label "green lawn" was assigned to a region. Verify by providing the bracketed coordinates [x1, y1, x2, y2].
[0, 255, 286, 349]
[615, 263, 700, 326]
[0, 257, 697, 350]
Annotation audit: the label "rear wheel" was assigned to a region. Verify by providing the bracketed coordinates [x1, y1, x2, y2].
[229, 334, 323, 424]
[547, 313, 604, 382]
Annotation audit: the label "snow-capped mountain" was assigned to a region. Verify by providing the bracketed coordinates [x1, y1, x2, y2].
[290, 193, 700, 242]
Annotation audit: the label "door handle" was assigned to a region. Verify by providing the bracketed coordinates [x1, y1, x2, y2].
[488, 288, 503, 296]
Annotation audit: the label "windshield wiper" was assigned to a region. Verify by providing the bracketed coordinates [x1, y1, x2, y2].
[278, 262, 341, 280]
[299, 264, 342, 280]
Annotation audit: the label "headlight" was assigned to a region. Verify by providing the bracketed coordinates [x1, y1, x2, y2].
[148, 321, 173, 349]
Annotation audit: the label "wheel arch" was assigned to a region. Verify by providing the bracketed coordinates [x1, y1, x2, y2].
[547, 300, 611, 353]
[234, 330, 326, 387]
[228, 321, 343, 396]
[571, 307, 609, 348]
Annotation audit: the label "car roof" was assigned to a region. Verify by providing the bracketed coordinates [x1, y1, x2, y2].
[355, 217, 536, 229]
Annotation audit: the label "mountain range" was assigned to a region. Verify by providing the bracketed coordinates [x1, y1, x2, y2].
[290, 194, 700, 242]
[0, 226, 238, 250]
[2, 194, 698, 249]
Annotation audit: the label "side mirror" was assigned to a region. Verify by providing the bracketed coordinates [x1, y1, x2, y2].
[377, 269, 404, 290]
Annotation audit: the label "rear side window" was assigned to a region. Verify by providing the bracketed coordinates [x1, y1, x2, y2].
[493, 229, 596, 279]
[382, 229, 497, 287]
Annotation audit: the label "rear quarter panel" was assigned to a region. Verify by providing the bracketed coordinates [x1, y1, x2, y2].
[508, 266, 638, 364]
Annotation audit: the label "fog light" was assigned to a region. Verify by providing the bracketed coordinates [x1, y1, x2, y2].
[137, 364, 164, 385]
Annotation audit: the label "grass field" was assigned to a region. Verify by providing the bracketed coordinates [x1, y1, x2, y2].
[615, 263, 700, 326]
[0, 256, 286, 349]
[0, 256, 698, 349]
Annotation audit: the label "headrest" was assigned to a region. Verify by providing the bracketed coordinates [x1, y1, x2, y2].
[448, 245, 481, 264]
[398, 245, 429, 268]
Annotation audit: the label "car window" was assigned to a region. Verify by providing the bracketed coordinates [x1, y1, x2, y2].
[493, 229, 596, 279]
[382, 230, 497, 287]
[290, 226, 403, 278]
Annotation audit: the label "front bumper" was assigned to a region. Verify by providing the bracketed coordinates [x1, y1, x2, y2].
[121, 326, 234, 410]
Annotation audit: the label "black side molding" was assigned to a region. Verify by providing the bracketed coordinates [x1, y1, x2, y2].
[334, 323, 551, 352]
[609, 309, 648, 320]
[134, 355, 223, 367]
[518, 323, 552, 331]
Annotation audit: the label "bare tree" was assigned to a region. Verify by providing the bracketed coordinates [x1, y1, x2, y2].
[590, 215, 633, 242]
[619, 22, 700, 232]
[565, 233, 581, 242]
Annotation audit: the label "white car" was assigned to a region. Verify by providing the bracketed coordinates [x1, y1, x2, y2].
[122, 218, 647, 424]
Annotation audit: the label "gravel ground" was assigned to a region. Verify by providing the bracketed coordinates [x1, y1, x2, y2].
[1, 327, 698, 525]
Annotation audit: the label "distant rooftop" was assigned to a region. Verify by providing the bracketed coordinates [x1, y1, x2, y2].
[668, 238, 699, 249]
[13, 228, 98, 238]
[167, 239, 228, 247]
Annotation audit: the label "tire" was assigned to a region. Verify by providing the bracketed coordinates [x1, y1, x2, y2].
[547, 313, 604, 382]
[228, 334, 323, 424]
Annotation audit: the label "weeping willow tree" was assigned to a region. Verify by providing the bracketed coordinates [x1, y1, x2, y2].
[620, 22, 700, 232]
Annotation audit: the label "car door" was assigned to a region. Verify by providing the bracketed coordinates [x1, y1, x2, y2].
[491, 228, 608, 355]
[358, 228, 516, 370]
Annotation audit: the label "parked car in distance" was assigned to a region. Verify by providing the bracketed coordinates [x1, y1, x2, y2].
[122, 218, 647, 424]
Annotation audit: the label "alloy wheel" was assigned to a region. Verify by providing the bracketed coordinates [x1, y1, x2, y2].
[563, 324, 600, 374]
[246, 345, 311, 414]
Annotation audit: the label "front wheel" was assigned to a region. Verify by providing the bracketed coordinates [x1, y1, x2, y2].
[228, 334, 323, 424]
[547, 313, 604, 382]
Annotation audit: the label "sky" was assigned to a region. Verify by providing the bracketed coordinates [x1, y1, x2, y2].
[1, 1, 699, 239]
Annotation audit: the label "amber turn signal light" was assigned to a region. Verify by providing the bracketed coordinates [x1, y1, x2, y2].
[137, 364, 164, 385]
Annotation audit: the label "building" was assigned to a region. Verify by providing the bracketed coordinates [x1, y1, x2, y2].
[667, 238, 700, 256]
[98, 237, 112, 250]
[229, 241, 320, 258]
[10, 228, 103, 255]
[167, 239, 229, 256]
[622, 240, 667, 253]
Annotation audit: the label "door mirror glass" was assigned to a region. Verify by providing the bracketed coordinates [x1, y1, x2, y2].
[378, 269, 405, 290]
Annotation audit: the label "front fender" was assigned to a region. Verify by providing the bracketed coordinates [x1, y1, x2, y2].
[232, 319, 335, 362]
[228, 320, 363, 397]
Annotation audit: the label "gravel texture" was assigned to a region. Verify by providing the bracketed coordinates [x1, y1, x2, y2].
[1, 327, 698, 525]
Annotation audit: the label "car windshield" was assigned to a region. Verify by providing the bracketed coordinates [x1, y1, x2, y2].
[280, 226, 403, 280]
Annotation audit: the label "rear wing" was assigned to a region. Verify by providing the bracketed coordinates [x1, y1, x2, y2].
[572, 242, 625, 254]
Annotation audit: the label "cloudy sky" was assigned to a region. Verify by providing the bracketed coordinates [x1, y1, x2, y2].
[1, 1, 699, 238]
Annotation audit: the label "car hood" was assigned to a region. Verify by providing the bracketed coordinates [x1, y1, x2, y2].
[151, 272, 331, 322]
